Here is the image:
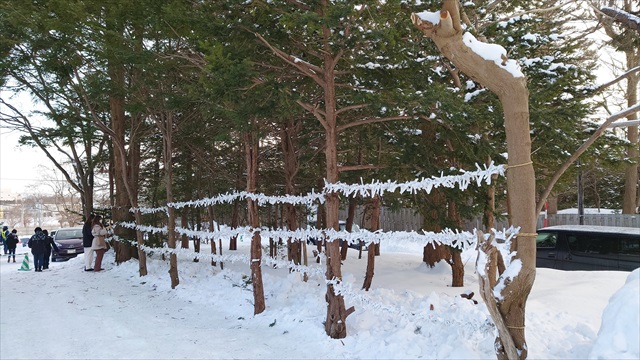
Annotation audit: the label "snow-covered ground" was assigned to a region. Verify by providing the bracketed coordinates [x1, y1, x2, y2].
[1, 240, 637, 359]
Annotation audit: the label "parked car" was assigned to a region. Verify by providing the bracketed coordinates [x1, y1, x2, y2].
[51, 227, 84, 262]
[19, 236, 30, 247]
[536, 225, 640, 271]
[308, 221, 367, 250]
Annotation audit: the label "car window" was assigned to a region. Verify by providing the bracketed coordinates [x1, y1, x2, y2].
[568, 234, 619, 255]
[536, 233, 557, 248]
[620, 238, 640, 255]
[55, 229, 82, 240]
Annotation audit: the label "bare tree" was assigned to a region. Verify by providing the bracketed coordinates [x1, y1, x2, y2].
[591, 0, 640, 213]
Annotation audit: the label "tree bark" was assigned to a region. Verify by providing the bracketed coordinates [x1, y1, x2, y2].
[208, 205, 217, 267]
[153, 111, 179, 289]
[244, 130, 265, 315]
[413, 1, 536, 357]
[181, 211, 189, 249]
[341, 195, 357, 260]
[362, 195, 380, 291]
[229, 200, 239, 251]
[622, 50, 639, 214]
[280, 118, 302, 266]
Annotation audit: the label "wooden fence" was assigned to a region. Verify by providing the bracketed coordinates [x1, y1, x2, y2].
[339, 207, 639, 232]
[541, 214, 640, 229]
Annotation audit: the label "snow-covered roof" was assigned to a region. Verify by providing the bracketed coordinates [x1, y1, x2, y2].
[539, 225, 640, 236]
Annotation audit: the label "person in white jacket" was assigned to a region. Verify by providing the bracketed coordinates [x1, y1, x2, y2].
[91, 215, 109, 272]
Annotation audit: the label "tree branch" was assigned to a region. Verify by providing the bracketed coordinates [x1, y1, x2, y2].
[335, 103, 368, 116]
[594, 65, 640, 93]
[254, 32, 325, 85]
[337, 164, 387, 172]
[536, 102, 640, 214]
[0, 99, 84, 195]
[337, 115, 414, 132]
[600, 6, 640, 33]
[295, 100, 328, 130]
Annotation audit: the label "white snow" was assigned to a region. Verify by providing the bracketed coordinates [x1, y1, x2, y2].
[1, 242, 637, 359]
[589, 269, 640, 359]
[556, 208, 620, 215]
[462, 33, 524, 78]
[415, 10, 441, 25]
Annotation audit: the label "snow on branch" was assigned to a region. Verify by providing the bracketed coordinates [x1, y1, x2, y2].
[601, 7, 640, 33]
[461, 33, 524, 78]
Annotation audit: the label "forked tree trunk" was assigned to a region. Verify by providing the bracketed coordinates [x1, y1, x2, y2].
[244, 131, 265, 315]
[413, 1, 536, 358]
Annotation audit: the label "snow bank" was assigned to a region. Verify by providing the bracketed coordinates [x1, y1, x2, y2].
[589, 269, 640, 359]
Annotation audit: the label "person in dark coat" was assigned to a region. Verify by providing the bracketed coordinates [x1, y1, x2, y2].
[42, 229, 59, 270]
[6, 229, 19, 263]
[82, 214, 96, 271]
[28, 227, 47, 272]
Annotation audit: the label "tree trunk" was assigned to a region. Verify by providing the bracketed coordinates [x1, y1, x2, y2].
[323, 120, 353, 338]
[422, 190, 444, 264]
[623, 50, 639, 214]
[484, 157, 496, 231]
[193, 208, 201, 255]
[109, 65, 136, 265]
[219, 239, 224, 270]
[315, 197, 325, 263]
[229, 200, 239, 251]
[208, 206, 217, 267]
[450, 250, 464, 287]
[362, 195, 381, 290]
[181, 211, 189, 249]
[341, 195, 357, 260]
[156, 112, 179, 289]
[413, 2, 536, 357]
[244, 130, 265, 315]
[371, 196, 381, 258]
[448, 199, 464, 287]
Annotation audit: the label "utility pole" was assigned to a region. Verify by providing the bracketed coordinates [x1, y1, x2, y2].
[577, 159, 584, 225]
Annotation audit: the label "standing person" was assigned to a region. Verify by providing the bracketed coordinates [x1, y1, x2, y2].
[83, 214, 96, 271]
[1, 225, 9, 255]
[91, 215, 109, 272]
[28, 227, 47, 272]
[6, 229, 19, 263]
[41, 230, 59, 270]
